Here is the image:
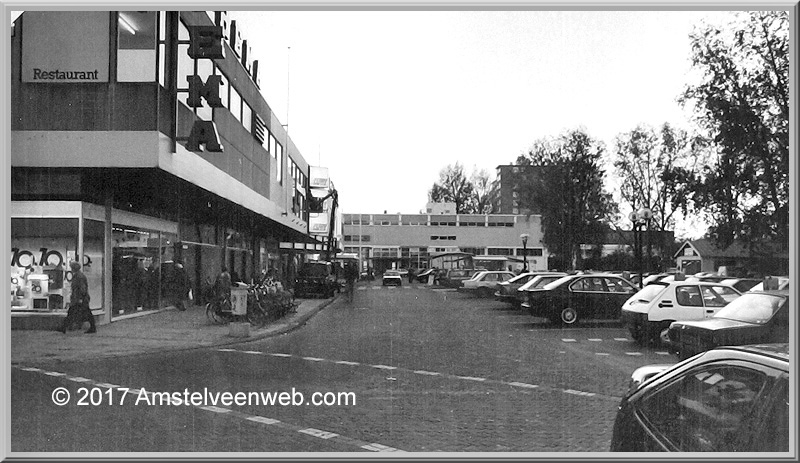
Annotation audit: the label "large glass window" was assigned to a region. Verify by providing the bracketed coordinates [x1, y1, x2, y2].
[230, 86, 242, 122]
[242, 102, 252, 133]
[117, 12, 157, 82]
[11, 218, 79, 312]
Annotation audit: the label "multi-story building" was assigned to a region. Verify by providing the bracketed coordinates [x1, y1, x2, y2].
[10, 11, 337, 327]
[341, 209, 548, 274]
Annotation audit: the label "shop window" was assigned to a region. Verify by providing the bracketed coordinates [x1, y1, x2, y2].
[11, 218, 79, 313]
[118, 12, 157, 82]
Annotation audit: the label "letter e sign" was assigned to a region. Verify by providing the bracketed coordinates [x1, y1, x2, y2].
[188, 25, 225, 59]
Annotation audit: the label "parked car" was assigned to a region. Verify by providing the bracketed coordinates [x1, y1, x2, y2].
[521, 273, 638, 325]
[719, 277, 762, 293]
[610, 344, 789, 452]
[458, 270, 516, 297]
[494, 272, 541, 306]
[667, 290, 789, 360]
[504, 272, 567, 308]
[621, 279, 742, 345]
[382, 270, 403, 287]
[439, 268, 476, 288]
[749, 276, 789, 292]
[294, 261, 338, 298]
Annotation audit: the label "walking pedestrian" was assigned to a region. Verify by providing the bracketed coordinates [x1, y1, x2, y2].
[58, 260, 97, 334]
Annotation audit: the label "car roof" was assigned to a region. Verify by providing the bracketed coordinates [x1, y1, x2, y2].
[712, 343, 790, 363]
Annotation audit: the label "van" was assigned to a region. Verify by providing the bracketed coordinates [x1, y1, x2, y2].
[621, 280, 741, 344]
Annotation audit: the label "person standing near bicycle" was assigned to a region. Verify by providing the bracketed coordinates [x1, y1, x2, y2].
[215, 265, 232, 304]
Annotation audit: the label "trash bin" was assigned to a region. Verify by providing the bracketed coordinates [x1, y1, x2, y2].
[228, 286, 250, 337]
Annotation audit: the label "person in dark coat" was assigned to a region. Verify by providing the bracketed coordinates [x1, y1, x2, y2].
[58, 260, 96, 334]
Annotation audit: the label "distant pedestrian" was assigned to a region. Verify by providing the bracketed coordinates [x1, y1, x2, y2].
[408, 267, 416, 283]
[58, 260, 96, 334]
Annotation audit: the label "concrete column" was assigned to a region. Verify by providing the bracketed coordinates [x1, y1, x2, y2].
[103, 195, 113, 324]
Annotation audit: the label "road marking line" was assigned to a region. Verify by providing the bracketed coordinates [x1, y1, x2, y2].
[14, 365, 402, 452]
[614, 338, 629, 341]
[362, 443, 401, 452]
[372, 365, 397, 370]
[68, 377, 92, 382]
[246, 416, 280, 425]
[299, 428, 339, 439]
[243, 350, 261, 355]
[625, 352, 643, 356]
[456, 376, 486, 382]
[270, 353, 292, 357]
[508, 382, 539, 389]
[561, 339, 577, 342]
[303, 357, 325, 362]
[564, 389, 596, 397]
[94, 383, 119, 389]
[217, 348, 236, 352]
[587, 338, 602, 342]
[595, 353, 610, 356]
[656, 352, 671, 355]
[198, 405, 232, 413]
[214, 349, 623, 402]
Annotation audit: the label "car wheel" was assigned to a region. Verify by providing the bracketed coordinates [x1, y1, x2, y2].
[629, 327, 645, 344]
[560, 307, 578, 325]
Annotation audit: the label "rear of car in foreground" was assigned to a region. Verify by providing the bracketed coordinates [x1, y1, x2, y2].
[611, 344, 789, 452]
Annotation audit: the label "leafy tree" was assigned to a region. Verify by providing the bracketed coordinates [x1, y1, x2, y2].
[678, 11, 789, 251]
[428, 162, 475, 214]
[612, 123, 708, 267]
[469, 167, 498, 214]
[515, 129, 617, 270]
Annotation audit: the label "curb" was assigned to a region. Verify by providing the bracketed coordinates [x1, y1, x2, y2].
[12, 296, 339, 365]
[210, 295, 338, 347]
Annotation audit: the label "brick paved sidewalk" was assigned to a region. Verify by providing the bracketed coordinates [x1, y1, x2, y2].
[10, 297, 336, 365]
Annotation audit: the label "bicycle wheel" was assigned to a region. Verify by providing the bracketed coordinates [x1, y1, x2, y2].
[206, 302, 225, 325]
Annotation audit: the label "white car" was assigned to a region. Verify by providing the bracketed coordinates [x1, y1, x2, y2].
[381, 270, 402, 287]
[621, 278, 741, 345]
[458, 271, 516, 297]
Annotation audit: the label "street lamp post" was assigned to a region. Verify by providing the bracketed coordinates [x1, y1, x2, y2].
[629, 208, 653, 289]
[520, 233, 530, 272]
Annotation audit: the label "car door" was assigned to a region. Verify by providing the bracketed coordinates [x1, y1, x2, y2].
[700, 284, 740, 319]
[602, 277, 637, 319]
[568, 277, 604, 318]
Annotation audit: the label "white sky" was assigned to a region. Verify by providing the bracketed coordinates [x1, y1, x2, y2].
[230, 9, 730, 236]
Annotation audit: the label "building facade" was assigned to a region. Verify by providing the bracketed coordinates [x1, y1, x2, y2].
[341, 212, 548, 274]
[10, 11, 337, 326]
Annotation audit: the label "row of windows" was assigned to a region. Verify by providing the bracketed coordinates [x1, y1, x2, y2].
[431, 236, 457, 241]
[343, 235, 371, 242]
[342, 220, 516, 227]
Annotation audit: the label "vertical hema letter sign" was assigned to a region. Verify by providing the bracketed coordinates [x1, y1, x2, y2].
[185, 25, 225, 153]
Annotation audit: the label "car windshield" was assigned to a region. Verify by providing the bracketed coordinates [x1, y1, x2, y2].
[526, 275, 562, 290]
[542, 275, 575, 290]
[630, 283, 668, 302]
[712, 293, 786, 324]
[508, 273, 534, 284]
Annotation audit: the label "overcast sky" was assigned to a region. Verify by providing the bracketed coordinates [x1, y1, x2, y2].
[230, 9, 732, 236]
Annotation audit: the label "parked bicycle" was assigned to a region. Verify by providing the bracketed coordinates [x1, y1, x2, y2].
[205, 295, 234, 324]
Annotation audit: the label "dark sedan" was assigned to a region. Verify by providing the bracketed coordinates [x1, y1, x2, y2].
[522, 273, 637, 325]
[667, 290, 789, 360]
